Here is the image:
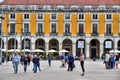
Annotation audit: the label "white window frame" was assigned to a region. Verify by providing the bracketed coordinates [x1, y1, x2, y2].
[106, 13, 112, 21]
[10, 13, 16, 20]
[37, 13, 44, 20]
[64, 22, 71, 33]
[64, 13, 71, 21]
[9, 23, 16, 33]
[92, 14, 99, 21]
[50, 22, 58, 33]
[78, 13, 85, 21]
[23, 23, 30, 33]
[105, 22, 112, 33]
[91, 23, 98, 33]
[37, 22, 44, 33]
[51, 13, 57, 20]
[77, 22, 85, 33]
[24, 13, 29, 20]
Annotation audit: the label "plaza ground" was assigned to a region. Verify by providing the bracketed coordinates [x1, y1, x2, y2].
[0, 60, 120, 80]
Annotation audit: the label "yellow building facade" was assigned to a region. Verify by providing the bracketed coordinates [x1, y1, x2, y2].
[0, 1, 120, 59]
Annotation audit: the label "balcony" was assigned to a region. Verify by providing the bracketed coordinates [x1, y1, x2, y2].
[8, 32, 17, 35]
[22, 32, 31, 36]
[36, 32, 44, 36]
[63, 32, 71, 36]
[50, 32, 58, 36]
[77, 32, 85, 36]
[91, 32, 99, 36]
[104, 33, 113, 36]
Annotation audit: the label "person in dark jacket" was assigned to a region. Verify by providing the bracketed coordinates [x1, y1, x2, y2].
[23, 55, 29, 72]
[67, 53, 74, 71]
[32, 55, 39, 73]
[37, 56, 41, 71]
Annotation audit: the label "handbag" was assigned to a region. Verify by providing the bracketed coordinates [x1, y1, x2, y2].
[72, 63, 75, 68]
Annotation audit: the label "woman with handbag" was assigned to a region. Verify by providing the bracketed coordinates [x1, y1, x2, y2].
[80, 52, 85, 76]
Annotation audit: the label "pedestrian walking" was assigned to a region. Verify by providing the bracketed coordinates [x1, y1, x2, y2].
[80, 52, 85, 76]
[32, 55, 39, 73]
[109, 53, 115, 69]
[23, 55, 29, 73]
[20, 54, 25, 65]
[115, 54, 119, 69]
[37, 55, 41, 71]
[104, 52, 110, 69]
[12, 52, 20, 74]
[67, 53, 74, 71]
[60, 53, 66, 68]
[47, 54, 52, 67]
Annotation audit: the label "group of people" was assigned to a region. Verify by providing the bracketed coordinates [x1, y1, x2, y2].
[11, 52, 85, 76]
[104, 52, 120, 69]
[12, 52, 41, 74]
[60, 52, 85, 76]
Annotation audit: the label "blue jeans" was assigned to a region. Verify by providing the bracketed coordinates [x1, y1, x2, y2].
[33, 64, 37, 73]
[13, 62, 19, 74]
[48, 60, 51, 66]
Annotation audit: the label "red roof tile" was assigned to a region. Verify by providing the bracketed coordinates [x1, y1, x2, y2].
[0, 0, 120, 5]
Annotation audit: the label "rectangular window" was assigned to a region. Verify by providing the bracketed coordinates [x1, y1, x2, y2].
[10, 23, 16, 33]
[24, 14, 29, 19]
[65, 23, 70, 33]
[51, 23, 56, 33]
[65, 14, 70, 19]
[92, 24, 98, 33]
[51, 14, 56, 19]
[10, 14, 15, 19]
[38, 23, 43, 33]
[24, 23, 29, 33]
[106, 24, 112, 34]
[106, 14, 112, 20]
[78, 23, 84, 34]
[38, 14, 43, 19]
[93, 14, 98, 20]
[78, 14, 84, 20]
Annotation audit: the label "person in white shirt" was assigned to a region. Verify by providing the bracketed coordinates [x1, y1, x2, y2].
[80, 52, 85, 76]
[12, 52, 20, 74]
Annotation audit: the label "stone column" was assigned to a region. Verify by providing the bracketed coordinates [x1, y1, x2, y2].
[45, 42, 49, 56]
[73, 43, 76, 57]
[86, 43, 89, 59]
[100, 43, 103, 59]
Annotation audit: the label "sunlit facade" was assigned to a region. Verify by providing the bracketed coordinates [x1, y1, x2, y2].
[0, 0, 120, 59]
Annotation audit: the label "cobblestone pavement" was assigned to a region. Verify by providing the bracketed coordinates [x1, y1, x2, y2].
[0, 60, 120, 80]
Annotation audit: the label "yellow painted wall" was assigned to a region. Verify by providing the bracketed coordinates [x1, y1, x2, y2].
[2, 13, 120, 36]
[30, 13, 37, 34]
[16, 13, 23, 34]
[44, 13, 50, 34]
[58, 13, 64, 35]
[85, 13, 91, 34]
[71, 13, 77, 34]
[2, 13, 9, 34]
[113, 14, 119, 34]
[99, 14, 105, 34]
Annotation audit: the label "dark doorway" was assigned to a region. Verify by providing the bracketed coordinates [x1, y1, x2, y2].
[91, 48, 96, 59]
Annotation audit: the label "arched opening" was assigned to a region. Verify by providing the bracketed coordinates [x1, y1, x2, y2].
[90, 39, 100, 59]
[62, 39, 72, 55]
[49, 39, 59, 57]
[35, 38, 45, 50]
[104, 39, 113, 53]
[22, 38, 30, 49]
[118, 40, 120, 50]
[76, 39, 86, 57]
[8, 38, 18, 49]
